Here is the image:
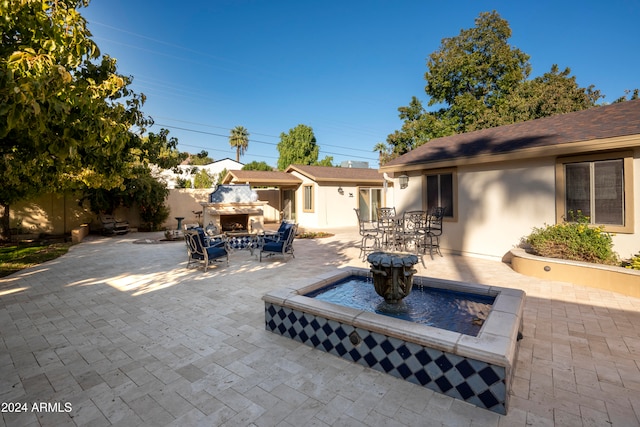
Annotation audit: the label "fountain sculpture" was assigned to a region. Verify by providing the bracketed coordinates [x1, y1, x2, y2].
[366, 251, 419, 303]
[263, 265, 526, 414]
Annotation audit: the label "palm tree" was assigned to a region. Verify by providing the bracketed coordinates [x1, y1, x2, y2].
[229, 126, 250, 162]
[373, 142, 389, 166]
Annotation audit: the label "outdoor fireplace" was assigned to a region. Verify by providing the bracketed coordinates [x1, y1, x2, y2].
[201, 184, 267, 233]
[220, 214, 249, 232]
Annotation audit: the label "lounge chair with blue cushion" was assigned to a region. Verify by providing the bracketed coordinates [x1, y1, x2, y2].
[259, 220, 289, 239]
[185, 228, 229, 271]
[258, 222, 298, 261]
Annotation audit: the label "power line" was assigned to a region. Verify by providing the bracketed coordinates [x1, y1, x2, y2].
[154, 119, 380, 156]
[154, 116, 278, 139]
[178, 142, 279, 161]
[89, 20, 388, 164]
[89, 22, 395, 134]
[153, 123, 379, 162]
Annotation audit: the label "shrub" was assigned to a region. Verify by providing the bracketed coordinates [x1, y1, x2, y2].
[525, 210, 618, 265]
[124, 168, 170, 231]
[175, 178, 192, 188]
[193, 169, 214, 188]
[85, 166, 170, 231]
[622, 252, 640, 270]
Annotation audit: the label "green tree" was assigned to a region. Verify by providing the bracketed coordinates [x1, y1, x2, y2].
[175, 177, 192, 188]
[193, 169, 214, 188]
[426, 11, 530, 110]
[475, 65, 600, 130]
[122, 166, 170, 231]
[188, 150, 213, 165]
[276, 124, 333, 169]
[277, 124, 319, 170]
[229, 126, 249, 162]
[373, 142, 392, 166]
[0, 0, 179, 238]
[383, 11, 603, 155]
[141, 128, 184, 169]
[216, 168, 228, 185]
[613, 89, 639, 103]
[316, 156, 334, 167]
[84, 166, 170, 231]
[242, 161, 273, 171]
[385, 97, 457, 158]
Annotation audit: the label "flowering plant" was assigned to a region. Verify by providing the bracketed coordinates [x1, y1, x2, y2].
[525, 210, 618, 265]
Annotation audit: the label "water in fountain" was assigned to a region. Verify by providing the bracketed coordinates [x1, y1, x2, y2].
[305, 275, 494, 336]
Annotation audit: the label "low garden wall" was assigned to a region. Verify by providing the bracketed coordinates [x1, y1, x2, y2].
[71, 224, 89, 243]
[510, 248, 640, 298]
[7, 189, 282, 237]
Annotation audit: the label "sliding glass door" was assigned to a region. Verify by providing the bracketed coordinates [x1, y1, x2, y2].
[358, 188, 382, 221]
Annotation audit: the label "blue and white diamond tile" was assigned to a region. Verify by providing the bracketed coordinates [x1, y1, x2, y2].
[264, 302, 509, 414]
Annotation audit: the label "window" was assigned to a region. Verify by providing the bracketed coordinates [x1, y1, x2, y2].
[556, 152, 634, 233]
[424, 171, 455, 218]
[303, 185, 314, 212]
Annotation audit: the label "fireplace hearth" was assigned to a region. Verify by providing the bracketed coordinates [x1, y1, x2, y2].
[201, 184, 267, 234]
[220, 214, 249, 232]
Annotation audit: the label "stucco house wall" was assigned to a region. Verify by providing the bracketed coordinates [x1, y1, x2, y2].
[289, 171, 316, 227]
[394, 157, 558, 259]
[321, 183, 362, 228]
[456, 159, 558, 258]
[383, 100, 640, 261]
[395, 152, 640, 260]
[294, 179, 364, 229]
[285, 165, 389, 230]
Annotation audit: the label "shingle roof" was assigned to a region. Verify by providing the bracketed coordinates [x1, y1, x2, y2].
[381, 99, 640, 170]
[223, 170, 302, 185]
[286, 165, 384, 183]
[222, 166, 385, 185]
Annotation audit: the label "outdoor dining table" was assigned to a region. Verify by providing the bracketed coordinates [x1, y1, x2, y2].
[378, 211, 430, 253]
[375, 208, 444, 255]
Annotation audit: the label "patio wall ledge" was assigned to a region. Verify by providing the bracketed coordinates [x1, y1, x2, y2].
[510, 248, 640, 298]
[71, 224, 89, 244]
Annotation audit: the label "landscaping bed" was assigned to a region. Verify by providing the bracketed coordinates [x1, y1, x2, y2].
[510, 248, 640, 298]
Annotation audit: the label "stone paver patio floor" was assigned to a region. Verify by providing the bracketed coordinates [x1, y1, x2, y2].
[1, 229, 639, 426]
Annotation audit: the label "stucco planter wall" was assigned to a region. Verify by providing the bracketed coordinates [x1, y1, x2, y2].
[71, 224, 89, 243]
[510, 248, 640, 298]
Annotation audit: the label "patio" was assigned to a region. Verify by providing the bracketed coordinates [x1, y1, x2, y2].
[1, 228, 639, 426]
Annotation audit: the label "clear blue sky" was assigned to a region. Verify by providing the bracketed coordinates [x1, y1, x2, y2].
[82, 0, 640, 169]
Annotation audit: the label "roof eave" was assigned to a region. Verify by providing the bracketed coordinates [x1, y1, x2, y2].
[313, 177, 382, 184]
[226, 178, 302, 185]
[379, 134, 640, 173]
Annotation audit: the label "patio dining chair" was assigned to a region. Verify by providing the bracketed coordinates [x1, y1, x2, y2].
[354, 208, 380, 260]
[258, 221, 298, 261]
[185, 228, 229, 271]
[398, 210, 429, 254]
[425, 207, 445, 258]
[376, 207, 397, 249]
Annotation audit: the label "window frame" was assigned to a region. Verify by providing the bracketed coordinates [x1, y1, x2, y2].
[555, 151, 634, 233]
[422, 168, 457, 221]
[302, 184, 314, 213]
